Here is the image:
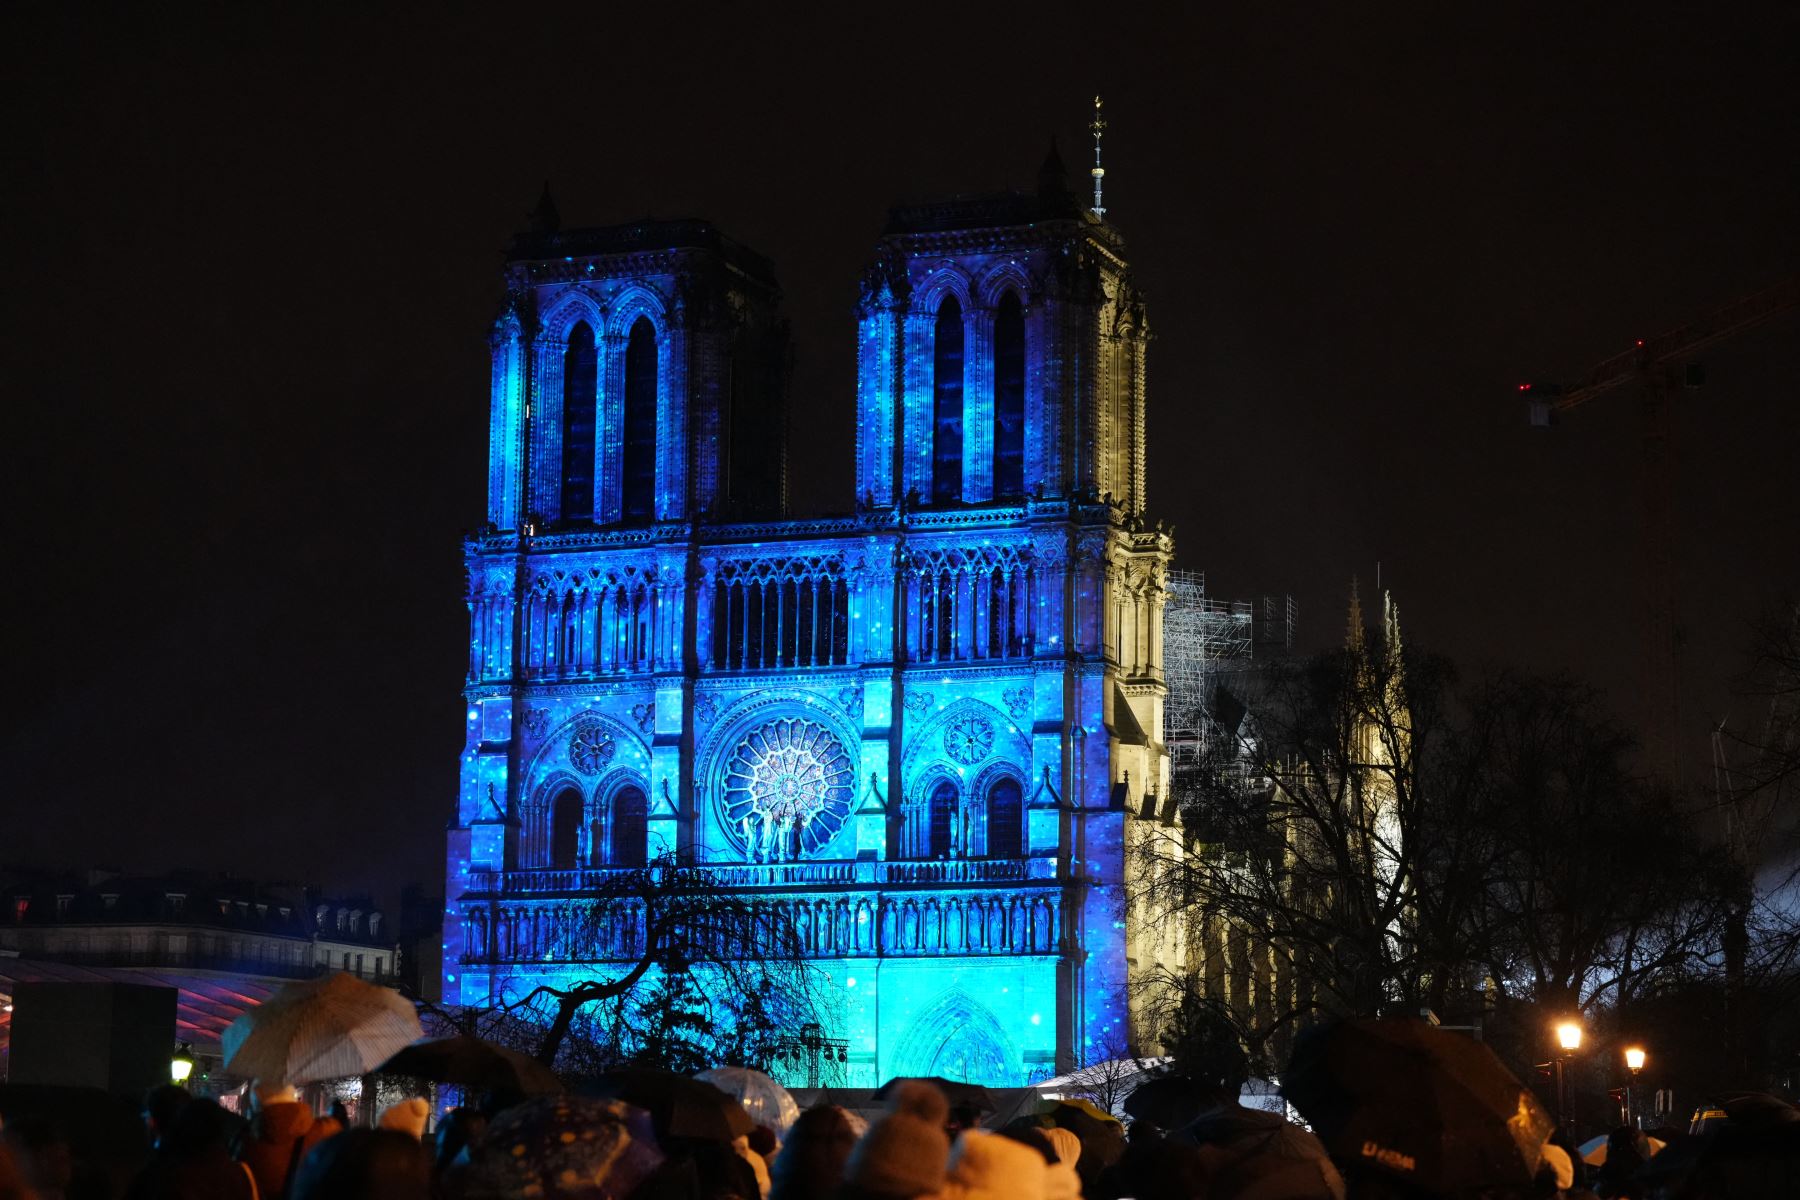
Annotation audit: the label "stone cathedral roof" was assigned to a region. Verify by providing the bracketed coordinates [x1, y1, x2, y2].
[507, 215, 779, 287]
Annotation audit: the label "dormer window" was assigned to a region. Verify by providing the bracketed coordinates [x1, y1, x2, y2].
[166, 893, 186, 916]
[102, 894, 119, 911]
[55, 895, 73, 919]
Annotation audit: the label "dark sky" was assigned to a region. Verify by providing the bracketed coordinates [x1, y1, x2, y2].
[6, 3, 1798, 909]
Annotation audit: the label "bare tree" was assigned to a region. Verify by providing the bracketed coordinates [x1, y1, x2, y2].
[1132, 637, 1730, 1074]
[445, 854, 832, 1073]
[1056, 1029, 1161, 1117]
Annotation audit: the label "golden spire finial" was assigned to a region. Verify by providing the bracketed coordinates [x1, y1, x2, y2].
[1089, 95, 1107, 216]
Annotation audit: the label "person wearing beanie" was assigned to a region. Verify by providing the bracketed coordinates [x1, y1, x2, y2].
[942, 1130, 1048, 1200]
[844, 1082, 951, 1200]
[378, 1098, 431, 1141]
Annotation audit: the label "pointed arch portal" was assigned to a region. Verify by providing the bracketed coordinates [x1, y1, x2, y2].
[891, 988, 1021, 1086]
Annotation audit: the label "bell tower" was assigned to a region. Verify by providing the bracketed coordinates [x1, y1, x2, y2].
[484, 207, 789, 533]
[852, 145, 1148, 515]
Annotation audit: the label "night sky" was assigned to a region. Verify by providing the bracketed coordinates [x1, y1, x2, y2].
[6, 4, 1798, 910]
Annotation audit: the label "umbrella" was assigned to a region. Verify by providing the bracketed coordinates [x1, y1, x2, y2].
[1577, 1132, 1666, 1165]
[222, 971, 422, 1084]
[694, 1067, 799, 1133]
[1281, 1017, 1555, 1196]
[584, 1068, 753, 1142]
[874, 1076, 996, 1115]
[377, 1035, 564, 1095]
[454, 1095, 664, 1199]
[1124, 1075, 1219, 1130]
[1176, 1106, 1345, 1200]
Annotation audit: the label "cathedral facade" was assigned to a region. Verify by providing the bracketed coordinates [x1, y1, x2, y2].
[445, 164, 1175, 1085]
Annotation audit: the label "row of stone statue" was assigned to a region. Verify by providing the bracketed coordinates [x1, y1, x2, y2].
[459, 888, 1064, 963]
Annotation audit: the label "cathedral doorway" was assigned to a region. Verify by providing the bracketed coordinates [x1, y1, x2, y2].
[891, 988, 1019, 1085]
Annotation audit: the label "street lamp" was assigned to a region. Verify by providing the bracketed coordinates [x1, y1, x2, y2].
[1623, 1046, 1648, 1128]
[170, 1043, 196, 1085]
[1551, 1020, 1582, 1140]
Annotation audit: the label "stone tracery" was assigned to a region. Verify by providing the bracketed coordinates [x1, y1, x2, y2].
[721, 717, 855, 861]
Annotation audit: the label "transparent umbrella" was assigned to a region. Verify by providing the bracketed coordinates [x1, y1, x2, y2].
[696, 1066, 801, 1133]
[223, 972, 422, 1085]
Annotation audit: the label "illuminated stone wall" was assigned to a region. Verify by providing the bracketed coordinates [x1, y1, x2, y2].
[446, 189, 1173, 1085]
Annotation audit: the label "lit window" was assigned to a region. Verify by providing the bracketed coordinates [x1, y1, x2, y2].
[611, 786, 649, 867]
[550, 788, 583, 869]
[931, 296, 964, 504]
[622, 317, 657, 521]
[993, 291, 1025, 496]
[560, 321, 597, 520]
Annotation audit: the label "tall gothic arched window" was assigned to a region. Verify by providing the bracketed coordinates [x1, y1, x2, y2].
[928, 781, 958, 859]
[985, 776, 1023, 858]
[560, 321, 597, 520]
[550, 787, 582, 869]
[993, 292, 1025, 497]
[622, 317, 657, 522]
[611, 786, 649, 866]
[931, 296, 964, 504]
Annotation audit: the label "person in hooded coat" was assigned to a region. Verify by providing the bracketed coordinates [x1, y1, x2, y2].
[770, 1106, 861, 1200]
[125, 1100, 255, 1200]
[234, 1082, 341, 1199]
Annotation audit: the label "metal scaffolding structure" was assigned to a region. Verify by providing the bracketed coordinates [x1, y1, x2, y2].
[1162, 571, 1296, 765]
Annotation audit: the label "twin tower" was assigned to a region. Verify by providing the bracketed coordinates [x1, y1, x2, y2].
[447, 152, 1180, 1084]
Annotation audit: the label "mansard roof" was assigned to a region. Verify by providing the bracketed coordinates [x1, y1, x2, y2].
[1, 869, 388, 945]
[508, 216, 778, 287]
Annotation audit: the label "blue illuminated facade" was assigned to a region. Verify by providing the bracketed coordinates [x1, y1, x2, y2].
[446, 169, 1174, 1084]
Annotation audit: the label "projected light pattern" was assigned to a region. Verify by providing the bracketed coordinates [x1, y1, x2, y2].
[446, 188, 1170, 1087]
[722, 718, 855, 860]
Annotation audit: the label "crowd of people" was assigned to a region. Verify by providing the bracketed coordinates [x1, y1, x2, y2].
[1, 1038, 1795, 1200]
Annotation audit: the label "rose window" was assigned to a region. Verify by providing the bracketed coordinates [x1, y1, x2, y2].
[943, 712, 995, 765]
[721, 718, 855, 860]
[568, 716, 616, 776]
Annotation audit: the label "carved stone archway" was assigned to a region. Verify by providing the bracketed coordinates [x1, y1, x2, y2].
[890, 987, 1020, 1085]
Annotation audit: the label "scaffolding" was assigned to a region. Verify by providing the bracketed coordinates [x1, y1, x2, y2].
[1162, 571, 1296, 770]
[1164, 571, 1252, 740]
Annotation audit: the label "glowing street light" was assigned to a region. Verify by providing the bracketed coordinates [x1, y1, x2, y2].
[1550, 1020, 1583, 1139]
[1624, 1046, 1647, 1073]
[170, 1042, 196, 1085]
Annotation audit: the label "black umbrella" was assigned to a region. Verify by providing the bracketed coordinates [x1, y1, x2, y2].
[1123, 1075, 1219, 1130]
[584, 1068, 753, 1143]
[1282, 1017, 1554, 1196]
[873, 1076, 995, 1115]
[1036, 1099, 1128, 1171]
[377, 1035, 564, 1095]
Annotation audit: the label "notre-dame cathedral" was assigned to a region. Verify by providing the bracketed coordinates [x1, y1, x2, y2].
[444, 147, 1179, 1085]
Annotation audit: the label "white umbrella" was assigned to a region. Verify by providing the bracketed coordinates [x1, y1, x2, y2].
[223, 972, 423, 1085]
[695, 1067, 801, 1133]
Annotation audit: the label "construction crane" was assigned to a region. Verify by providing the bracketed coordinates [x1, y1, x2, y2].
[1522, 271, 1800, 779]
